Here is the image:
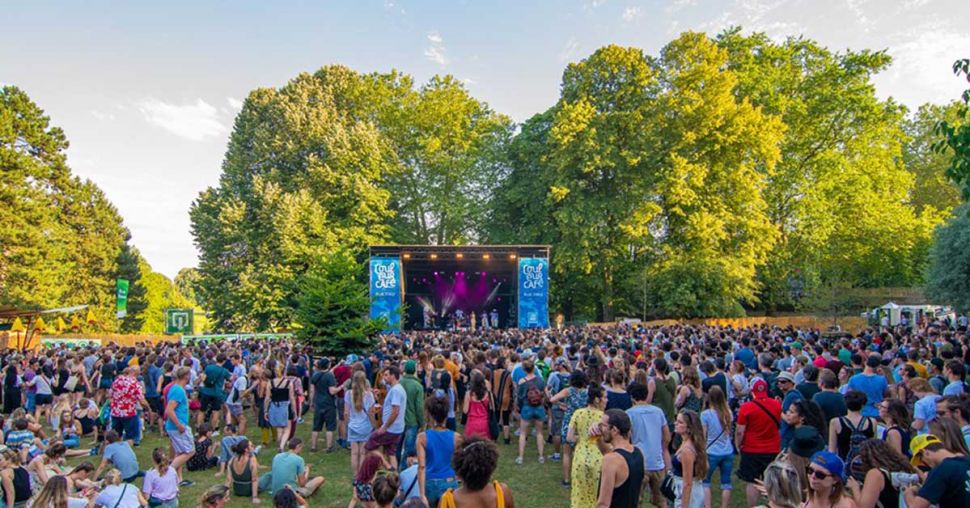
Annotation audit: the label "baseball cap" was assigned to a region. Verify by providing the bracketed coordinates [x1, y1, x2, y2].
[810, 451, 844, 480]
[344, 354, 359, 365]
[910, 434, 943, 467]
[751, 378, 768, 398]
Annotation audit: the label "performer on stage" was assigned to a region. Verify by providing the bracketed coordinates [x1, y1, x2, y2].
[490, 308, 499, 329]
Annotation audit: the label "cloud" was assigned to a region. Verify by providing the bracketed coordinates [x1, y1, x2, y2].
[874, 25, 970, 107]
[559, 37, 580, 62]
[461, 77, 476, 86]
[91, 110, 116, 121]
[622, 6, 642, 21]
[136, 98, 228, 141]
[226, 97, 243, 110]
[424, 31, 447, 66]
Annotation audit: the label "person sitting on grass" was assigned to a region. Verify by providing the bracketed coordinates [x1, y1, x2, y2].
[64, 461, 98, 494]
[93, 468, 147, 508]
[198, 484, 231, 508]
[226, 438, 262, 504]
[349, 446, 390, 508]
[142, 447, 180, 508]
[216, 424, 252, 477]
[94, 430, 141, 484]
[26, 442, 69, 486]
[372, 473, 401, 508]
[186, 422, 219, 472]
[258, 438, 325, 498]
[272, 487, 306, 508]
[5, 418, 46, 463]
[27, 475, 92, 508]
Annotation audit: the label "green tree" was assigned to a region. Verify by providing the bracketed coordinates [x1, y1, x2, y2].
[935, 59, 970, 202]
[925, 206, 970, 311]
[904, 102, 964, 214]
[174, 268, 201, 305]
[293, 250, 385, 355]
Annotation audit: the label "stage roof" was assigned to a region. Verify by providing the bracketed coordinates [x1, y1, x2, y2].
[369, 245, 550, 262]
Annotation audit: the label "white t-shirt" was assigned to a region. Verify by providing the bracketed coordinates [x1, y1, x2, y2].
[383, 383, 407, 434]
[95, 483, 141, 508]
[227, 376, 248, 405]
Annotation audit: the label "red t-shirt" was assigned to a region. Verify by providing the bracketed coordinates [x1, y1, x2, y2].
[737, 397, 782, 454]
[332, 364, 351, 397]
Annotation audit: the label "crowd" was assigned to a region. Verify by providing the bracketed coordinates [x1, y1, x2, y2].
[0, 312, 969, 508]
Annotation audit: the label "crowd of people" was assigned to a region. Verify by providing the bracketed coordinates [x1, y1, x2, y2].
[1, 313, 969, 508]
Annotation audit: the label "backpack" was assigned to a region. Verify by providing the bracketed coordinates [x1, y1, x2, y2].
[841, 416, 869, 465]
[526, 381, 544, 407]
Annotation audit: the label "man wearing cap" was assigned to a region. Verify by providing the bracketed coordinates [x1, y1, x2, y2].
[399, 360, 425, 466]
[905, 434, 970, 508]
[735, 378, 782, 507]
[776, 371, 803, 449]
[847, 354, 889, 418]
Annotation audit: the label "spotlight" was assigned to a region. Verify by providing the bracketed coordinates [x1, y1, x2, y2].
[430, 254, 438, 260]
[509, 254, 516, 259]
[403, 253, 411, 259]
[456, 253, 464, 259]
[482, 254, 490, 260]
[433, 271, 438, 276]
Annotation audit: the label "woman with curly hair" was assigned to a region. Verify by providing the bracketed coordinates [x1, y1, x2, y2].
[878, 399, 912, 457]
[844, 438, 918, 508]
[440, 437, 515, 508]
[673, 409, 708, 508]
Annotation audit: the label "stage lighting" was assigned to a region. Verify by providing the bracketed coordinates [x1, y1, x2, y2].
[433, 271, 438, 276]
[482, 254, 490, 260]
[403, 253, 411, 259]
[509, 254, 516, 259]
[456, 253, 464, 259]
[431, 254, 438, 260]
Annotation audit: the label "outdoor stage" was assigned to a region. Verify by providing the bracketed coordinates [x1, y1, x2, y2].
[368, 245, 550, 331]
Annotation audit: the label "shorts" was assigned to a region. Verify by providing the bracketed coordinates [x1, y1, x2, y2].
[365, 431, 401, 457]
[737, 452, 777, 483]
[226, 403, 243, 417]
[147, 396, 163, 415]
[425, 477, 458, 504]
[704, 453, 734, 488]
[353, 480, 374, 502]
[313, 406, 336, 432]
[498, 409, 511, 426]
[267, 401, 291, 427]
[336, 396, 345, 421]
[550, 409, 564, 437]
[199, 393, 223, 413]
[520, 404, 546, 422]
[35, 393, 53, 406]
[99, 379, 113, 390]
[643, 470, 666, 507]
[168, 427, 195, 455]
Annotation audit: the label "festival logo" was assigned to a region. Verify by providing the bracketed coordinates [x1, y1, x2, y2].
[374, 261, 398, 289]
[522, 263, 544, 289]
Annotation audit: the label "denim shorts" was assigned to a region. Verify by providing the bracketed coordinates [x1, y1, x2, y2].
[426, 477, 458, 503]
[520, 404, 546, 421]
[704, 453, 734, 489]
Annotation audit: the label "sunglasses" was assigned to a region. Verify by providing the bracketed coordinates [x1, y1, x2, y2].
[806, 467, 832, 480]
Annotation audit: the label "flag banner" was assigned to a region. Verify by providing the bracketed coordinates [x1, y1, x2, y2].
[369, 256, 402, 332]
[165, 308, 194, 335]
[116, 279, 129, 318]
[518, 257, 549, 328]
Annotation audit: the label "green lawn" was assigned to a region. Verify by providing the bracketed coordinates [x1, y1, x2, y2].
[74, 421, 752, 507]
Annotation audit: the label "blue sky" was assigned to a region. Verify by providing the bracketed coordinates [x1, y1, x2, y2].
[3, 0, 968, 278]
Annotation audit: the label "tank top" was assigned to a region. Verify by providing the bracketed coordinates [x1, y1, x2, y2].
[682, 389, 703, 413]
[836, 416, 874, 459]
[882, 425, 912, 457]
[652, 377, 676, 423]
[876, 469, 899, 508]
[440, 480, 505, 508]
[4, 467, 31, 503]
[270, 379, 289, 403]
[611, 448, 644, 508]
[671, 453, 684, 477]
[230, 457, 254, 497]
[425, 429, 456, 479]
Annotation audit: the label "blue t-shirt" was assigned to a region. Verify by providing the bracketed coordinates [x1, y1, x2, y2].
[944, 381, 966, 397]
[270, 452, 305, 494]
[145, 364, 161, 398]
[701, 408, 733, 456]
[736, 348, 756, 370]
[847, 373, 888, 418]
[397, 464, 421, 502]
[104, 441, 139, 480]
[914, 394, 941, 435]
[780, 389, 805, 448]
[626, 404, 668, 471]
[164, 384, 189, 432]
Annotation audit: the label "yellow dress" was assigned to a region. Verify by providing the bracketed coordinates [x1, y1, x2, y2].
[569, 407, 605, 508]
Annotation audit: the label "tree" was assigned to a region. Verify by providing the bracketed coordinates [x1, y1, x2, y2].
[904, 102, 964, 214]
[174, 268, 201, 305]
[293, 250, 385, 355]
[925, 206, 970, 311]
[935, 59, 970, 202]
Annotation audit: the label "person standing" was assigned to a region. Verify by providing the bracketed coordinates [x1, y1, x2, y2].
[165, 366, 195, 487]
[672, 410, 707, 508]
[847, 355, 889, 419]
[943, 360, 967, 396]
[399, 360, 425, 465]
[110, 366, 149, 445]
[198, 354, 230, 432]
[566, 384, 606, 508]
[515, 360, 546, 465]
[701, 387, 733, 508]
[812, 370, 847, 423]
[735, 378, 781, 507]
[775, 371, 804, 449]
[626, 381, 670, 508]
[417, 395, 461, 507]
[905, 434, 970, 508]
[309, 358, 338, 453]
[372, 366, 407, 471]
[462, 371, 491, 440]
[592, 409, 644, 508]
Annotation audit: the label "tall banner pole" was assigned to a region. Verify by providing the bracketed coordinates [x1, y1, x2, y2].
[517, 257, 549, 328]
[370, 256, 402, 332]
[116, 279, 129, 319]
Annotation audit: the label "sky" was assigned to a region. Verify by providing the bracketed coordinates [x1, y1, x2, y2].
[2, 0, 969, 279]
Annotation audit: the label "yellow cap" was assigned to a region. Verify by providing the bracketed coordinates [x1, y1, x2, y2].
[910, 434, 942, 467]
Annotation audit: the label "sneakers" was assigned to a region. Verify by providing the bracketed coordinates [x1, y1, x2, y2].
[514, 456, 523, 465]
[550, 453, 561, 461]
[179, 480, 194, 487]
[538, 456, 545, 464]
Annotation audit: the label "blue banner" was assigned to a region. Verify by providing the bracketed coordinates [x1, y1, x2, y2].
[369, 257, 402, 332]
[517, 257, 549, 328]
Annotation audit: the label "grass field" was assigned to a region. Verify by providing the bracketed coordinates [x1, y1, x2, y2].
[72, 420, 751, 507]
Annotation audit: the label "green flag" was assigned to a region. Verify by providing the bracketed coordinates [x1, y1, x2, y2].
[116, 279, 129, 318]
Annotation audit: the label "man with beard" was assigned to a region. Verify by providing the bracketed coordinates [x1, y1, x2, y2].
[592, 408, 644, 508]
